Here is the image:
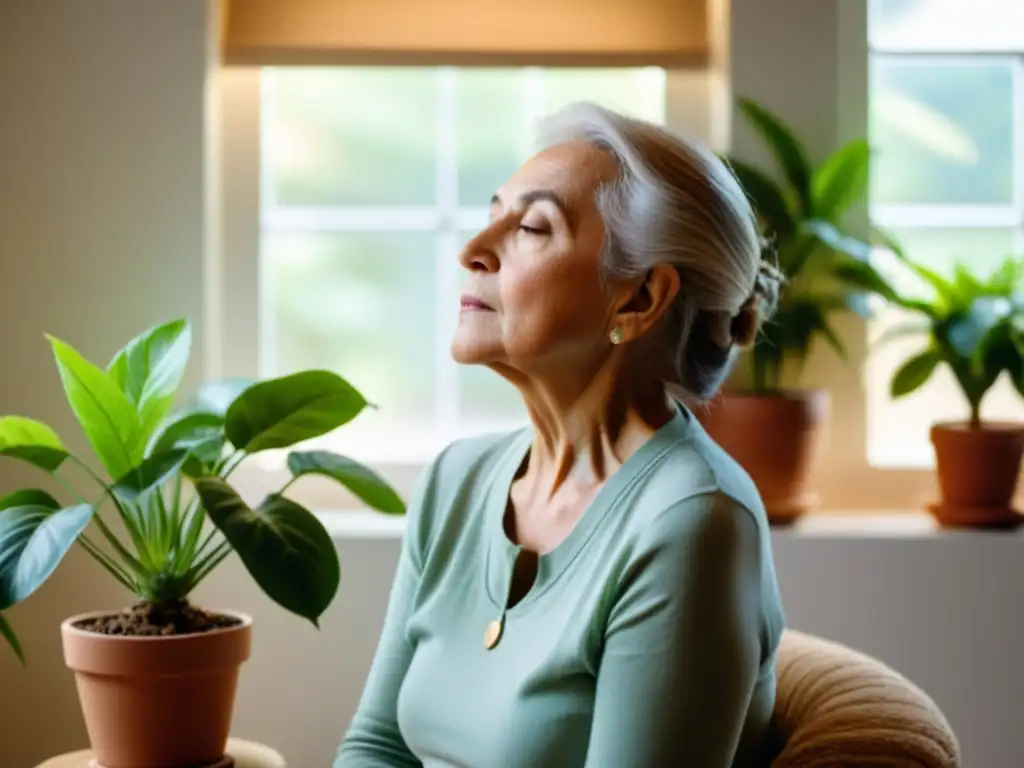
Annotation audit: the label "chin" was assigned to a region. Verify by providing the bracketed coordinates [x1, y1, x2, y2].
[450, 336, 497, 365]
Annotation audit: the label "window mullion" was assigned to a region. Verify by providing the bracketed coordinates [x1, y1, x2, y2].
[258, 69, 278, 378]
[435, 68, 460, 438]
[1013, 56, 1024, 211]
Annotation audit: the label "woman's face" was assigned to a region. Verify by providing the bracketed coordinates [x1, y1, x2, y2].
[451, 141, 628, 380]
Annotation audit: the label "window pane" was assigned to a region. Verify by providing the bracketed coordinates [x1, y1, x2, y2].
[455, 233, 528, 425]
[542, 68, 666, 122]
[456, 69, 532, 207]
[267, 68, 437, 207]
[870, 0, 1024, 52]
[866, 227, 1024, 466]
[264, 230, 438, 430]
[869, 58, 1016, 206]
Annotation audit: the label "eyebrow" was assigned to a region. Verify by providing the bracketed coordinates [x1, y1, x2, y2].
[490, 189, 576, 231]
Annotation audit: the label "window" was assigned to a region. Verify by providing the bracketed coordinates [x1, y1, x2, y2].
[258, 67, 666, 463]
[867, 0, 1024, 468]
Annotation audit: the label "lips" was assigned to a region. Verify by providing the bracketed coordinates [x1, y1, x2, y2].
[460, 295, 493, 311]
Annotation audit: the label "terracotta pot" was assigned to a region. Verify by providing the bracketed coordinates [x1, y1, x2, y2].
[696, 390, 830, 525]
[61, 609, 252, 768]
[929, 422, 1024, 528]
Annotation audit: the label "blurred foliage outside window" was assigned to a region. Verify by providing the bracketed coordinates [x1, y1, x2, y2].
[260, 67, 666, 460]
[867, 0, 1024, 467]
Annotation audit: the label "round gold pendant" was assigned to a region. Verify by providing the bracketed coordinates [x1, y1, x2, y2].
[484, 618, 503, 650]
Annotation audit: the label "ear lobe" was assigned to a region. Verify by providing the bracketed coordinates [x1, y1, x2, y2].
[612, 265, 681, 342]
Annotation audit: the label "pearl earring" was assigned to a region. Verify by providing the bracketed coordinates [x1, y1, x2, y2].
[609, 327, 623, 345]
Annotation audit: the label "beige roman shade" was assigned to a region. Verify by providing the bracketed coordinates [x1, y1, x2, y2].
[222, 0, 710, 67]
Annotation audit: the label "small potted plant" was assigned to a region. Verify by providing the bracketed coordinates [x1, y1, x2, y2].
[835, 241, 1024, 527]
[0, 318, 404, 767]
[700, 97, 875, 524]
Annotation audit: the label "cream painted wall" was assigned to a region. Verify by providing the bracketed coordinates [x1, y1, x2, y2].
[0, 0, 218, 764]
[1, 1, 1023, 768]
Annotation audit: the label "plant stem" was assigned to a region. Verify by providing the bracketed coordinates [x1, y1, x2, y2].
[170, 474, 183, 533]
[188, 540, 234, 589]
[173, 498, 206, 572]
[78, 536, 137, 593]
[219, 450, 246, 479]
[194, 527, 221, 562]
[53, 469, 88, 505]
[90, 514, 147, 575]
[68, 455, 156, 571]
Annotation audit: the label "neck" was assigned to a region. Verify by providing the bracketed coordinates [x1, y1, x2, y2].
[508, 358, 675, 500]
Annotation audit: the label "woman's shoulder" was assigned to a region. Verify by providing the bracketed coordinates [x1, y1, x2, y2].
[625, 422, 766, 534]
[634, 425, 787, 654]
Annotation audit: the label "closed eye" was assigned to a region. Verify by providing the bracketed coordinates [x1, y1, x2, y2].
[519, 225, 547, 235]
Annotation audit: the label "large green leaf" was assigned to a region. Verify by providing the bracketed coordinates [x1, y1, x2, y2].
[0, 613, 23, 665]
[891, 348, 942, 398]
[1008, 346, 1024, 397]
[111, 449, 187, 501]
[810, 139, 870, 221]
[0, 489, 60, 513]
[986, 256, 1023, 295]
[47, 336, 142, 479]
[150, 411, 224, 455]
[149, 411, 226, 476]
[193, 478, 339, 625]
[947, 300, 1005, 360]
[722, 157, 795, 236]
[737, 98, 813, 213]
[0, 416, 68, 472]
[287, 451, 405, 515]
[0, 503, 94, 610]
[108, 319, 192, 442]
[225, 371, 368, 453]
[803, 219, 871, 261]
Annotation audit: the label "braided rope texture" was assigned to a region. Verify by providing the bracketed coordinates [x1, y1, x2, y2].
[770, 631, 962, 768]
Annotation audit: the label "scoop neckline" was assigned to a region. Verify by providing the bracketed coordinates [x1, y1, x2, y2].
[483, 403, 693, 615]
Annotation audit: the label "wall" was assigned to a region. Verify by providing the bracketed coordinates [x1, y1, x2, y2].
[0, 0, 218, 764]
[1, 1, 1022, 768]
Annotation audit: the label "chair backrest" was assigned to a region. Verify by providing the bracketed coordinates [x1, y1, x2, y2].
[770, 630, 961, 768]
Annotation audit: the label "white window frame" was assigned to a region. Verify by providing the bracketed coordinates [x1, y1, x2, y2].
[866, 24, 1024, 468]
[213, 4, 1020, 514]
[214, 66, 728, 509]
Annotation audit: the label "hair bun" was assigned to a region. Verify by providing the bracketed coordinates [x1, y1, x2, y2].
[753, 257, 785, 315]
[730, 300, 760, 348]
[730, 254, 786, 348]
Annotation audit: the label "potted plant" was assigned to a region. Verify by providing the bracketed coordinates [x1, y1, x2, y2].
[700, 97, 875, 524]
[0, 318, 405, 767]
[835, 241, 1024, 527]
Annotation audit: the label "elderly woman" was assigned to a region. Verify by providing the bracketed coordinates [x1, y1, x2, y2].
[336, 103, 786, 767]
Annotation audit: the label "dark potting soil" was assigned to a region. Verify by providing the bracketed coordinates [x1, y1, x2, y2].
[73, 599, 242, 636]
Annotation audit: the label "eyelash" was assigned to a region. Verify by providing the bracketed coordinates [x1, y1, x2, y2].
[518, 225, 546, 235]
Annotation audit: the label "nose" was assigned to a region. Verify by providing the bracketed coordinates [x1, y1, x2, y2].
[457, 224, 500, 273]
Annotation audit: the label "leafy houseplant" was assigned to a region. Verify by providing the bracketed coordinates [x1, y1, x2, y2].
[699, 97, 876, 523]
[0, 318, 404, 767]
[836, 242, 1024, 527]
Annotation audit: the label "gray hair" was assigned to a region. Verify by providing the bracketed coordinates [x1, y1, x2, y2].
[536, 102, 783, 402]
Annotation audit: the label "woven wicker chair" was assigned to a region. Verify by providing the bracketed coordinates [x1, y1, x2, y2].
[770, 630, 961, 767]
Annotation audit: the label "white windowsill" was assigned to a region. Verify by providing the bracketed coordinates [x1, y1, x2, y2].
[314, 509, 1024, 541]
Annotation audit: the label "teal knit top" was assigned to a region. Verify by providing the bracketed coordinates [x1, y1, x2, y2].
[336, 404, 785, 767]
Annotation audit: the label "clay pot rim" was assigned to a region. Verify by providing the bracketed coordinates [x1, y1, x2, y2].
[931, 420, 1024, 434]
[60, 607, 253, 642]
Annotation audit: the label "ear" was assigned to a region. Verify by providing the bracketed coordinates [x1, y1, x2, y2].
[611, 265, 681, 343]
